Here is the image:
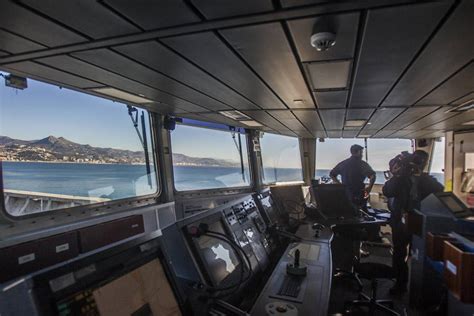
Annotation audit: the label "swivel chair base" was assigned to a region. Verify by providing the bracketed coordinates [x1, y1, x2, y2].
[346, 279, 400, 316]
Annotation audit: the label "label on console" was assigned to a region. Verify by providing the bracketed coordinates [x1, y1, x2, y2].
[18, 253, 35, 265]
[446, 260, 457, 275]
[56, 243, 70, 253]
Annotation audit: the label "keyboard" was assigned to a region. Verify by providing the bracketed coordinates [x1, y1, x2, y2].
[278, 275, 302, 297]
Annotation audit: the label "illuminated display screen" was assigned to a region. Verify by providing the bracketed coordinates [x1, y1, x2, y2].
[196, 221, 240, 286]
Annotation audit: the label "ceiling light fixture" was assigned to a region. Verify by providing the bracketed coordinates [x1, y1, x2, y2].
[447, 99, 474, 113]
[92, 87, 153, 104]
[219, 110, 251, 121]
[344, 119, 366, 127]
[240, 120, 263, 127]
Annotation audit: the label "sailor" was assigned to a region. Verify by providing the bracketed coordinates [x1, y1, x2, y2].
[383, 150, 443, 295]
[329, 144, 376, 211]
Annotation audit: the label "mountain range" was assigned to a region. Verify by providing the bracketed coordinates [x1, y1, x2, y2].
[0, 136, 238, 167]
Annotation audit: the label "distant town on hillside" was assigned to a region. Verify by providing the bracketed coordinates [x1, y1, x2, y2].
[0, 136, 239, 167]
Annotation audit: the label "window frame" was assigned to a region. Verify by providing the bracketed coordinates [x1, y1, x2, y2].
[170, 122, 254, 194]
[0, 106, 161, 222]
[259, 132, 304, 186]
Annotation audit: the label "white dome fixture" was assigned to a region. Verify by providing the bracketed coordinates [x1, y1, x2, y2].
[310, 31, 336, 51]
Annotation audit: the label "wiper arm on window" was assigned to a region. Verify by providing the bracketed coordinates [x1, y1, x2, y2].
[128, 105, 152, 187]
[231, 129, 245, 182]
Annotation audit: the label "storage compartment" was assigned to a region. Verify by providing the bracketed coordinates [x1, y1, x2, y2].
[443, 240, 474, 303]
[0, 231, 79, 283]
[78, 215, 145, 252]
[426, 232, 456, 261]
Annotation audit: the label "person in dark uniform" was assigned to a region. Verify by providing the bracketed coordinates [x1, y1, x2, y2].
[330, 144, 376, 211]
[383, 150, 443, 295]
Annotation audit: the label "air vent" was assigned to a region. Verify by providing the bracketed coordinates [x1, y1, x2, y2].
[219, 110, 251, 121]
[240, 120, 262, 127]
[446, 100, 474, 113]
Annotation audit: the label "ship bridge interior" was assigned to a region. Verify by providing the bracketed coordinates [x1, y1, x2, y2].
[1, 1, 474, 316]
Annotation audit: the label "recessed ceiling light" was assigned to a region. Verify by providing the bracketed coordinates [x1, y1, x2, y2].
[293, 99, 305, 107]
[240, 120, 263, 127]
[358, 134, 372, 138]
[92, 87, 153, 104]
[367, 122, 372, 125]
[344, 119, 366, 127]
[219, 110, 251, 121]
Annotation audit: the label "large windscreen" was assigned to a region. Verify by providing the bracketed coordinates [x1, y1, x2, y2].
[171, 124, 250, 191]
[1, 75, 158, 216]
[195, 221, 240, 286]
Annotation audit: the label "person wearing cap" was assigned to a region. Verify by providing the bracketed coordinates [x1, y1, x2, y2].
[329, 144, 376, 211]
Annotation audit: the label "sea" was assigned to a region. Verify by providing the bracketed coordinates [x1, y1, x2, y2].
[1, 162, 445, 199]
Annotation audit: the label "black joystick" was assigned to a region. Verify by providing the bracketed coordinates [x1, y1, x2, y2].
[286, 249, 307, 276]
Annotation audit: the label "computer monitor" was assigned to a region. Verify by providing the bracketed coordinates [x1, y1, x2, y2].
[439, 194, 467, 216]
[191, 219, 241, 287]
[55, 259, 181, 316]
[312, 184, 359, 219]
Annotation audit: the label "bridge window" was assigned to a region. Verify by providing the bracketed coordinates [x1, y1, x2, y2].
[316, 138, 413, 183]
[1, 76, 158, 217]
[430, 137, 445, 185]
[260, 133, 303, 184]
[171, 124, 251, 191]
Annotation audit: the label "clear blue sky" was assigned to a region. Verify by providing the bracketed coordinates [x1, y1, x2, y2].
[1, 75, 145, 151]
[1, 73, 445, 171]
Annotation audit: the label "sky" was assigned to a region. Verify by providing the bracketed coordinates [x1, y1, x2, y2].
[0, 75, 146, 151]
[0, 74, 445, 172]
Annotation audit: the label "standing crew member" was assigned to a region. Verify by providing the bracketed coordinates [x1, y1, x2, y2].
[383, 150, 443, 295]
[330, 144, 376, 211]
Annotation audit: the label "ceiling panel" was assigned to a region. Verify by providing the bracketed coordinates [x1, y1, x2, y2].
[307, 60, 351, 90]
[389, 130, 414, 138]
[0, 2, 85, 46]
[0, 30, 46, 54]
[346, 108, 374, 120]
[114, 41, 259, 110]
[20, 0, 139, 39]
[221, 23, 314, 109]
[361, 107, 404, 131]
[374, 130, 396, 138]
[288, 13, 359, 62]
[314, 90, 348, 108]
[37, 55, 208, 113]
[451, 92, 474, 105]
[383, 1, 474, 106]
[383, 106, 438, 130]
[162, 32, 286, 109]
[342, 129, 359, 138]
[72, 48, 231, 111]
[319, 109, 345, 130]
[0, 51, 9, 57]
[429, 111, 474, 131]
[292, 110, 324, 133]
[242, 110, 290, 132]
[403, 129, 444, 139]
[2, 61, 101, 88]
[416, 62, 474, 105]
[267, 110, 295, 120]
[104, 0, 200, 30]
[403, 106, 456, 130]
[280, 0, 327, 8]
[191, 0, 273, 19]
[326, 130, 342, 138]
[350, 2, 449, 108]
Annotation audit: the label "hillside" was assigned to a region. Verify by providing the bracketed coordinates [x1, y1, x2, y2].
[0, 135, 239, 167]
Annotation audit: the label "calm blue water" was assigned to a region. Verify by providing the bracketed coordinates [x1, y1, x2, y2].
[1, 162, 444, 199]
